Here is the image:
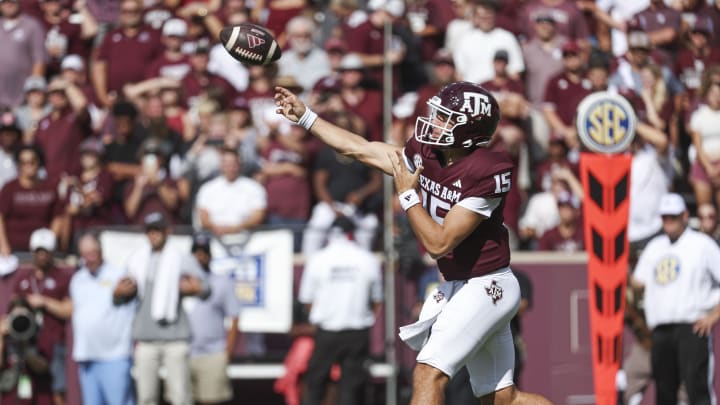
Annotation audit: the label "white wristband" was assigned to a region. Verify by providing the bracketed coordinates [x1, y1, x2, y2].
[297, 107, 318, 130]
[398, 189, 421, 211]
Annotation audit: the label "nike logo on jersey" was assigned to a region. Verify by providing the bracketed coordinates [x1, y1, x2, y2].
[453, 179, 462, 188]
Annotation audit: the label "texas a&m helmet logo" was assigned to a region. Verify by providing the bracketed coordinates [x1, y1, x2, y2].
[485, 280, 503, 304]
[458, 92, 492, 118]
[247, 33, 266, 49]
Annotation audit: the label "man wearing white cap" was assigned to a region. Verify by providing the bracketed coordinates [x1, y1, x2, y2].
[145, 18, 192, 81]
[12, 228, 73, 405]
[631, 193, 720, 405]
[59, 55, 94, 102]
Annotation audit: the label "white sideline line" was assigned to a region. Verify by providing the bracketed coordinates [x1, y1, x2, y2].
[157, 363, 395, 380]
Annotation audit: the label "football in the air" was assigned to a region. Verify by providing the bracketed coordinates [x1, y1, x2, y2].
[220, 23, 282, 66]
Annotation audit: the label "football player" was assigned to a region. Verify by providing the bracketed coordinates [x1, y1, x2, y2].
[274, 82, 552, 405]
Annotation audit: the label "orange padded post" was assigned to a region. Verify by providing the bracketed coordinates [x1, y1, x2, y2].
[579, 152, 632, 405]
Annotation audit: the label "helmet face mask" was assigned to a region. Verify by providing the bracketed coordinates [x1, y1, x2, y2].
[414, 82, 500, 149]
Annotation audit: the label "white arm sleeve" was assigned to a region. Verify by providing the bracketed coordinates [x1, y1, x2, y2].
[456, 196, 501, 218]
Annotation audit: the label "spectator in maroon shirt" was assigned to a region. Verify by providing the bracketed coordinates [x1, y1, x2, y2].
[37, 0, 97, 79]
[398, 48, 457, 142]
[413, 49, 457, 117]
[145, 18, 192, 81]
[324, 38, 348, 75]
[123, 84, 186, 173]
[92, 0, 162, 108]
[703, 0, 720, 47]
[0, 0, 46, 107]
[630, 0, 682, 63]
[533, 135, 576, 192]
[537, 191, 584, 252]
[123, 139, 180, 225]
[342, 0, 406, 89]
[406, 0, 455, 62]
[258, 124, 310, 251]
[180, 40, 236, 109]
[143, 0, 181, 30]
[674, 16, 720, 99]
[586, 52, 611, 92]
[58, 55, 97, 112]
[62, 137, 112, 237]
[0, 146, 63, 255]
[521, 13, 566, 108]
[34, 77, 91, 181]
[307, 76, 344, 117]
[245, 64, 278, 138]
[13, 228, 72, 405]
[172, 4, 221, 56]
[519, 0, 590, 47]
[338, 54, 383, 142]
[542, 40, 592, 159]
[481, 49, 528, 129]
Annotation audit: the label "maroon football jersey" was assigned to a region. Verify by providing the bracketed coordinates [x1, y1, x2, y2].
[403, 137, 513, 281]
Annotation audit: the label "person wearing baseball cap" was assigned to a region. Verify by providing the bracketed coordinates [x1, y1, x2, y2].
[187, 231, 241, 404]
[143, 211, 168, 231]
[17, 76, 49, 134]
[13, 227, 73, 404]
[657, 193, 687, 218]
[631, 193, 720, 404]
[115, 209, 209, 405]
[144, 18, 191, 81]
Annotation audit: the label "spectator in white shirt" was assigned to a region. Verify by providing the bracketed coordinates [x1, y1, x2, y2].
[70, 233, 135, 405]
[452, 0, 524, 85]
[195, 147, 267, 236]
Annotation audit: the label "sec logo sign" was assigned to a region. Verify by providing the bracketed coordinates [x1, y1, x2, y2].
[576, 91, 637, 154]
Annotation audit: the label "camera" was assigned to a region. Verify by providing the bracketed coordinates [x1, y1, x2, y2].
[7, 307, 38, 343]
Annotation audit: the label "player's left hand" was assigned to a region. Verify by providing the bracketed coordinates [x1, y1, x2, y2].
[389, 150, 423, 193]
[693, 311, 720, 337]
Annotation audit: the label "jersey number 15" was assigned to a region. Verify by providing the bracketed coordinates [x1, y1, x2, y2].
[494, 172, 511, 193]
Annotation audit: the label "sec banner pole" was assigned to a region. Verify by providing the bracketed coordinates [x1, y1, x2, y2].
[576, 92, 637, 405]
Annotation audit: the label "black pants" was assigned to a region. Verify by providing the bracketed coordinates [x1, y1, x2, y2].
[651, 324, 714, 405]
[303, 328, 370, 405]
